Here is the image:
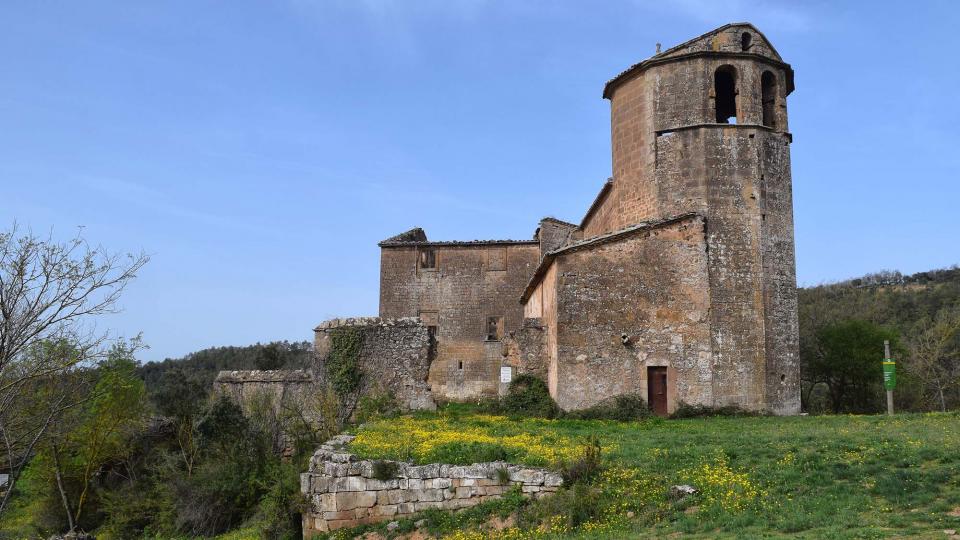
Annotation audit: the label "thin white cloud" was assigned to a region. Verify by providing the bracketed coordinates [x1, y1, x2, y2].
[76, 174, 279, 235]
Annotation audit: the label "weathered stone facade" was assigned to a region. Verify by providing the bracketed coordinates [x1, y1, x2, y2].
[314, 317, 436, 411]
[320, 22, 803, 415]
[301, 434, 562, 535]
[378, 237, 540, 402]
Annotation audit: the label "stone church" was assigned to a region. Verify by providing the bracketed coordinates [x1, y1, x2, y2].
[335, 23, 800, 416]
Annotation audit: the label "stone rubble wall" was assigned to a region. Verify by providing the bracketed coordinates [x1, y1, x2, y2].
[213, 370, 316, 454]
[314, 317, 436, 411]
[301, 434, 563, 537]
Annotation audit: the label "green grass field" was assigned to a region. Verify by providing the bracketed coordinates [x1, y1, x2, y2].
[338, 408, 960, 539]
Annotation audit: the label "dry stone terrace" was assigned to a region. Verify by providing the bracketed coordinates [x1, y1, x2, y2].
[301, 434, 563, 535]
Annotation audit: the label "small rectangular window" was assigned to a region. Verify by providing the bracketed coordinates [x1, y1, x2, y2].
[487, 248, 506, 271]
[485, 316, 504, 341]
[419, 248, 436, 270]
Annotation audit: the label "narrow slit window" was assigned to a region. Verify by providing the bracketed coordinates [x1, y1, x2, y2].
[419, 248, 436, 270]
[485, 316, 504, 341]
[761, 71, 777, 129]
[714, 65, 737, 124]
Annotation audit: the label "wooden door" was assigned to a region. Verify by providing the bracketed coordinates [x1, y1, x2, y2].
[648, 366, 668, 417]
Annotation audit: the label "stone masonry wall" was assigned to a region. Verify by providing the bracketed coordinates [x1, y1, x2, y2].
[378, 243, 540, 401]
[301, 434, 563, 537]
[314, 317, 436, 411]
[551, 216, 712, 412]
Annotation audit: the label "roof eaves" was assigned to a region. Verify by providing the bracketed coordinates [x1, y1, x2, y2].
[379, 239, 540, 248]
[579, 178, 614, 229]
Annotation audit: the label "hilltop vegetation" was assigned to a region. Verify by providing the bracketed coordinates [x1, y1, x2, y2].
[798, 266, 960, 414]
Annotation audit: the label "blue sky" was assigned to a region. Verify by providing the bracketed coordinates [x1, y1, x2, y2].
[2, 1, 958, 361]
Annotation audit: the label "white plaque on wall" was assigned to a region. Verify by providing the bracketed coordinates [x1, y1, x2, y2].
[500, 366, 512, 383]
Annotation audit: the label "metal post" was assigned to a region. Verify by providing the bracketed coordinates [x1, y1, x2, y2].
[884, 340, 894, 416]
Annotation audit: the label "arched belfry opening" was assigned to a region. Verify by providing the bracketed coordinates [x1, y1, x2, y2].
[761, 71, 777, 129]
[714, 65, 737, 124]
[741, 32, 752, 51]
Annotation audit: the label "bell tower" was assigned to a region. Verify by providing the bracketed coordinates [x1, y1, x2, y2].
[598, 23, 800, 414]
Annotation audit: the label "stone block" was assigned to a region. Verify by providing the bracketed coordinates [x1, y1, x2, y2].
[544, 473, 563, 487]
[406, 479, 425, 490]
[417, 488, 445, 502]
[331, 476, 369, 492]
[408, 464, 439, 479]
[375, 504, 398, 517]
[429, 478, 452, 489]
[364, 478, 400, 491]
[510, 469, 544, 485]
[414, 501, 445, 512]
[331, 453, 354, 463]
[323, 462, 349, 477]
[300, 473, 311, 494]
[335, 491, 376, 511]
[455, 486, 479, 498]
[311, 476, 330, 493]
[313, 493, 336, 513]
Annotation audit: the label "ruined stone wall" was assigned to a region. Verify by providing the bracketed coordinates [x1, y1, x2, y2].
[379, 243, 540, 401]
[314, 317, 436, 411]
[537, 219, 577, 255]
[500, 318, 547, 395]
[301, 434, 562, 537]
[213, 370, 316, 452]
[550, 216, 712, 411]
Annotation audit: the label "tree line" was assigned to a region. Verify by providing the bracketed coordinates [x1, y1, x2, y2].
[799, 265, 960, 413]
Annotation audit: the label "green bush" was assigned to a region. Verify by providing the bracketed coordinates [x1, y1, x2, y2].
[670, 402, 761, 419]
[564, 394, 652, 421]
[256, 460, 307, 540]
[499, 375, 559, 418]
[371, 460, 399, 481]
[355, 390, 399, 425]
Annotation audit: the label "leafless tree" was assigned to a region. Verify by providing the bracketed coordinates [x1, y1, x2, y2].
[906, 307, 960, 412]
[0, 224, 148, 516]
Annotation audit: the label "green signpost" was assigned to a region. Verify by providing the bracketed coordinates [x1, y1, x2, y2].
[882, 360, 896, 391]
[883, 340, 895, 415]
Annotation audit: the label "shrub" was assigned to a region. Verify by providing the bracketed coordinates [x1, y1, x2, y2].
[564, 394, 652, 421]
[495, 467, 511, 485]
[670, 403, 761, 419]
[561, 436, 603, 485]
[518, 483, 601, 530]
[499, 375, 559, 418]
[355, 390, 399, 425]
[372, 460, 399, 481]
[256, 461, 307, 540]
